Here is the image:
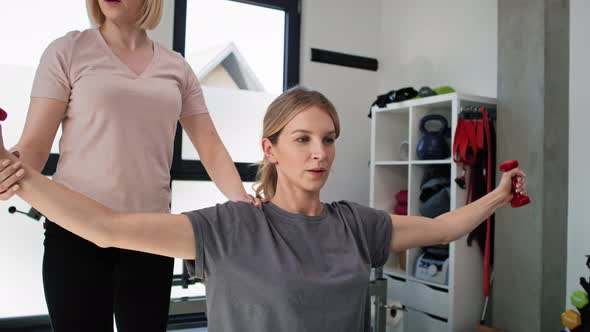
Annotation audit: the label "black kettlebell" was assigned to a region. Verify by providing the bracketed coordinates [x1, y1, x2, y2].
[416, 114, 450, 160]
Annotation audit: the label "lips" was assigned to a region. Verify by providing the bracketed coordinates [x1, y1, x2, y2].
[306, 168, 327, 176]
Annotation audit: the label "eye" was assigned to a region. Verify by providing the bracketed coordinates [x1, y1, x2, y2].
[324, 137, 336, 144]
[296, 136, 309, 143]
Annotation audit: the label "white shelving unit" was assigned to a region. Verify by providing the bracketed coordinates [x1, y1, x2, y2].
[369, 92, 496, 331]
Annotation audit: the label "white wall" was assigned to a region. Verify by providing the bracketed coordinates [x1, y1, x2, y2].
[377, 0, 498, 98]
[300, 0, 382, 204]
[566, 0, 590, 310]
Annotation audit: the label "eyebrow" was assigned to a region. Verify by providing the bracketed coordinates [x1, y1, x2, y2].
[290, 129, 337, 135]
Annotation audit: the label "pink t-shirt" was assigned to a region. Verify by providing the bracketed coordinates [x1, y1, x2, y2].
[31, 29, 208, 213]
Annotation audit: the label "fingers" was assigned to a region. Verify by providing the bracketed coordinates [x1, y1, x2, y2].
[0, 159, 24, 182]
[0, 184, 18, 200]
[254, 197, 263, 208]
[249, 195, 268, 209]
[516, 181, 527, 195]
[239, 194, 264, 209]
[250, 194, 264, 209]
[507, 167, 526, 178]
[512, 168, 527, 195]
[0, 159, 25, 198]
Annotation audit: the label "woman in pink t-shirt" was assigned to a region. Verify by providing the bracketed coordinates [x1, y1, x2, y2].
[0, 0, 260, 331]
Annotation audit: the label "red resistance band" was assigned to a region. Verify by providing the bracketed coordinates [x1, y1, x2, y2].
[452, 107, 493, 297]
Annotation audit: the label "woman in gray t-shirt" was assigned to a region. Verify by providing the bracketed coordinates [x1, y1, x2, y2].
[0, 87, 526, 332]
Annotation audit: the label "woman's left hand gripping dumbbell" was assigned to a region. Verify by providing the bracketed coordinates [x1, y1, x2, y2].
[0, 107, 25, 200]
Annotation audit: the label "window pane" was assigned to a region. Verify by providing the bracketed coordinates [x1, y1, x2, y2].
[0, 3, 90, 318]
[182, 0, 284, 163]
[170, 180, 256, 297]
[181, 87, 275, 163]
[186, 0, 285, 94]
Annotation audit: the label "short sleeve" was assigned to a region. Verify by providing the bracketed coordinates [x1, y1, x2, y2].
[182, 201, 240, 280]
[348, 202, 393, 268]
[31, 34, 73, 102]
[180, 60, 208, 119]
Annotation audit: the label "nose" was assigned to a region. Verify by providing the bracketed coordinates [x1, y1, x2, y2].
[310, 141, 327, 161]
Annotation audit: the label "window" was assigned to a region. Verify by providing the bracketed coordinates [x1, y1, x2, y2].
[172, 0, 301, 178]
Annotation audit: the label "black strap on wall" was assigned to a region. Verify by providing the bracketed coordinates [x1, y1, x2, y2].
[311, 48, 378, 71]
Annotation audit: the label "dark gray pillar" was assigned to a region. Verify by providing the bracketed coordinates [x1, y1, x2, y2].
[494, 0, 568, 331]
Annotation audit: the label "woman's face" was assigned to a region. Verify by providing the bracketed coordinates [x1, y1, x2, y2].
[98, 0, 145, 26]
[265, 106, 337, 195]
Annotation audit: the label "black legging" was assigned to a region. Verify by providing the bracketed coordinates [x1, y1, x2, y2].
[42, 220, 174, 332]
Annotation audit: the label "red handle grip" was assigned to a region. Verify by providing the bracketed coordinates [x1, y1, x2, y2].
[0, 107, 6, 121]
[499, 160, 531, 207]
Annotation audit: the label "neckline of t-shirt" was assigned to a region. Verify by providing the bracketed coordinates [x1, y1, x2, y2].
[265, 202, 328, 223]
[93, 27, 159, 78]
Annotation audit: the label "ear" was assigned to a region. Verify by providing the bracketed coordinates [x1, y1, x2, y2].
[262, 138, 277, 164]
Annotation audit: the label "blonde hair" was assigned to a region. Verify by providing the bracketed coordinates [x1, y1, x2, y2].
[86, 0, 163, 30]
[254, 86, 340, 200]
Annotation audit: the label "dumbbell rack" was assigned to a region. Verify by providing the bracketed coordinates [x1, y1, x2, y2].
[369, 92, 496, 331]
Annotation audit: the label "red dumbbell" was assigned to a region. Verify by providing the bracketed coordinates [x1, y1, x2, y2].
[499, 160, 530, 207]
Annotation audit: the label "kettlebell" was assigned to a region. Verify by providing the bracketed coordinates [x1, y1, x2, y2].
[416, 114, 450, 160]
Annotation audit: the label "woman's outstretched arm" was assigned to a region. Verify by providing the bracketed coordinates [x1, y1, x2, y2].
[0, 125, 195, 259]
[389, 168, 527, 252]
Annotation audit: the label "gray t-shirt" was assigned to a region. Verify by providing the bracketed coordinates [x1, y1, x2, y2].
[182, 200, 393, 332]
